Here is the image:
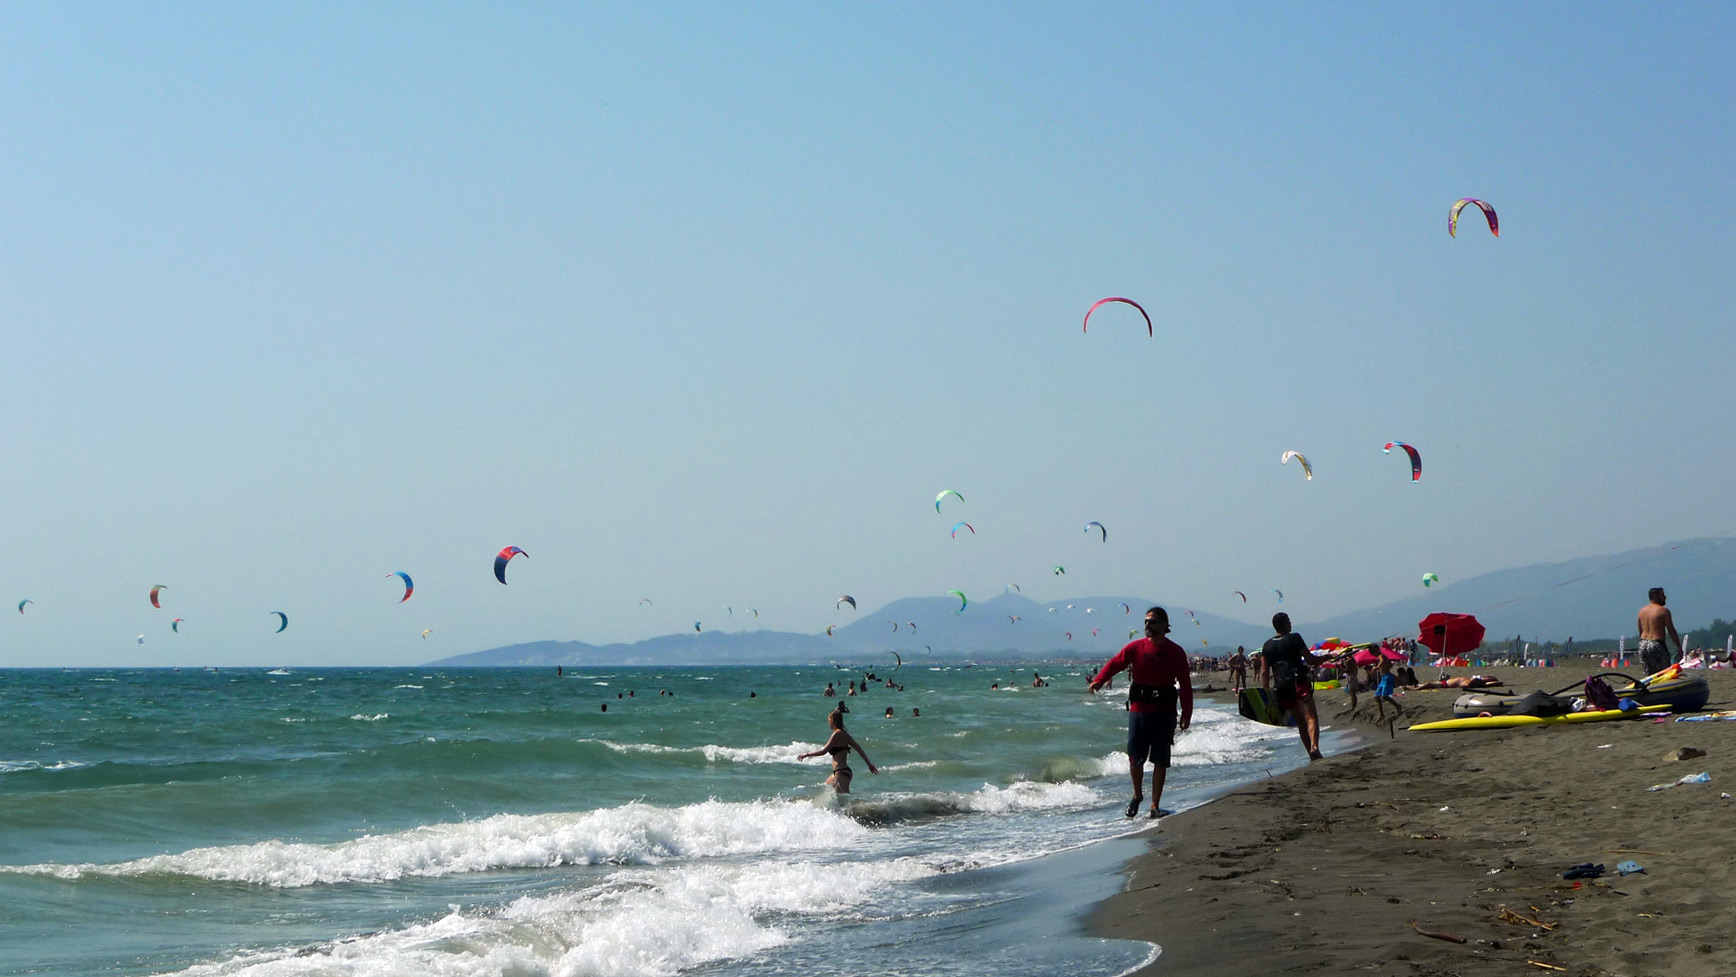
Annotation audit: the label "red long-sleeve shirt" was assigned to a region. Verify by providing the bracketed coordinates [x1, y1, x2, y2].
[1092, 637, 1193, 722]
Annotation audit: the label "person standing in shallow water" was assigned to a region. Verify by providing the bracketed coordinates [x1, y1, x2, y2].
[1637, 587, 1684, 674]
[1088, 607, 1192, 819]
[798, 709, 877, 793]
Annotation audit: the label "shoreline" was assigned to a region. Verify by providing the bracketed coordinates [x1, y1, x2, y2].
[1090, 665, 1736, 976]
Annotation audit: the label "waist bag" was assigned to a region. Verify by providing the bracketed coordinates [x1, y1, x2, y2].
[1128, 682, 1176, 705]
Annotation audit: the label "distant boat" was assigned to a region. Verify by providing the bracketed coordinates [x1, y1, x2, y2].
[266, 668, 291, 676]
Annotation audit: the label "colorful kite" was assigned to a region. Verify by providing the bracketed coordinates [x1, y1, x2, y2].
[1383, 441, 1422, 481]
[1281, 451, 1312, 480]
[494, 546, 527, 584]
[1448, 198, 1498, 238]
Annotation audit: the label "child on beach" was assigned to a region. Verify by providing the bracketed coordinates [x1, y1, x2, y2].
[1372, 658, 1399, 727]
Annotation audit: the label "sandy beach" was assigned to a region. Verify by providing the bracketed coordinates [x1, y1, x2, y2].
[1092, 663, 1736, 976]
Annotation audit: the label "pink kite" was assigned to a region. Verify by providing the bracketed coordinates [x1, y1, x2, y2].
[1082, 297, 1153, 337]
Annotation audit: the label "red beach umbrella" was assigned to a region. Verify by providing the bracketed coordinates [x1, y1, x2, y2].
[1417, 613, 1486, 658]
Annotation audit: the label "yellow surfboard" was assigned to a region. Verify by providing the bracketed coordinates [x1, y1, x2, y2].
[1409, 704, 1672, 732]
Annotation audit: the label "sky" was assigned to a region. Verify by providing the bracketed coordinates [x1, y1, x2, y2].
[2, 3, 1733, 667]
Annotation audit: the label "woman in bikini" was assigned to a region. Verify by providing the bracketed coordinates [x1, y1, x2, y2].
[798, 709, 878, 793]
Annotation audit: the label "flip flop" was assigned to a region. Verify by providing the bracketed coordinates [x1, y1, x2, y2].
[1147, 807, 1173, 819]
[1125, 796, 1143, 818]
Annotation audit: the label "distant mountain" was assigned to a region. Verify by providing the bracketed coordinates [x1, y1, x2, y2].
[1306, 537, 1736, 644]
[429, 538, 1736, 666]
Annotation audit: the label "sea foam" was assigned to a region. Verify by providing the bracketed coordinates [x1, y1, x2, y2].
[3, 798, 870, 887]
[162, 858, 939, 977]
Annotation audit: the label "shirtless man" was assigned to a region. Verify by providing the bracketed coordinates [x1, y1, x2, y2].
[1637, 587, 1684, 675]
[1228, 646, 1249, 692]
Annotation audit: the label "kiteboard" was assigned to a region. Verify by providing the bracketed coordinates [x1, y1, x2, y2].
[1409, 704, 1672, 733]
[1237, 687, 1296, 728]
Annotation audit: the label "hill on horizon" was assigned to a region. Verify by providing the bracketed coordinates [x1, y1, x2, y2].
[428, 537, 1736, 667]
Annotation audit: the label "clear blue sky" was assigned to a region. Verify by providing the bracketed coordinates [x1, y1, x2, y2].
[3, 3, 1732, 666]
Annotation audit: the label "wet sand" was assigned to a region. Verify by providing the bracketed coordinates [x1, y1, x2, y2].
[1092, 664, 1736, 976]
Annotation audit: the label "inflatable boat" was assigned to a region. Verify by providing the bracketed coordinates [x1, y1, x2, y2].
[1451, 668, 1709, 719]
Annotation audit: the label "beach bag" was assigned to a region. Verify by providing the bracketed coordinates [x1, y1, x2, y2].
[1583, 676, 1620, 711]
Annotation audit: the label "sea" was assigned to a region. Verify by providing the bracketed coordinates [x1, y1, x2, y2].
[0, 664, 1333, 976]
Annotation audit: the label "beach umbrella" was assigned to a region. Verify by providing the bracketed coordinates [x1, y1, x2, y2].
[1351, 646, 1407, 667]
[1417, 612, 1485, 658]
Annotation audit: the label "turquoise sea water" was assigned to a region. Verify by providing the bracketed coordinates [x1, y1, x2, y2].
[0, 665, 1316, 975]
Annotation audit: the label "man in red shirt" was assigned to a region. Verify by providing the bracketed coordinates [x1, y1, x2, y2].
[1089, 607, 1193, 819]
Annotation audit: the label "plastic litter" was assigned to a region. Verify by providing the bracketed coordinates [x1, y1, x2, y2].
[1616, 860, 1645, 876]
[1562, 863, 1604, 880]
[1647, 772, 1711, 791]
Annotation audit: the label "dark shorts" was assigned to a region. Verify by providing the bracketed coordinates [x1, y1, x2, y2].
[1127, 709, 1177, 768]
[1273, 678, 1313, 711]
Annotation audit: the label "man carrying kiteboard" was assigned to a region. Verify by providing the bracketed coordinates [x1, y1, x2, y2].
[1260, 612, 1328, 761]
[1088, 607, 1192, 819]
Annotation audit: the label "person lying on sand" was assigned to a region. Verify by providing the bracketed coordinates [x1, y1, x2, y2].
[1410, 675, 1503, 690]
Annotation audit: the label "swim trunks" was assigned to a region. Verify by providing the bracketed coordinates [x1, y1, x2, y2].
[1638, 639, 1670, 675]
[1126, 709, 1176, 768]
[1374, 674, 1397, 698]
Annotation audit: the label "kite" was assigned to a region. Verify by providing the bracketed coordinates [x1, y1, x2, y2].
[750, 609, 759, 619]
[1053, 566, 1066, 575]
[1092, 628, 1101, 636]
[172, 618, 183, 633]
[388, 571, 414, 603]
[16, 599, 30, 614]
[1084, 521, 1107, 542]
[494, 546, 527, 584]
[1082, 297, 1153, 337]
[1233, 591, 1247, 603]
[889, 620, 898, 632]
[1008, 615, 1020, 624]
[906, 622, 915, 633]
[421, 628, 433, 639]
[1448, 198, 1498, 238]
[639, 598, 653, 606]
[935, 489, 964, 513]
[1119, 602, 1131, 614]
[723, 606, 732, 618]
[271, 611, 288, 633]
[150, 585, 167, 609]
[1423, 572, 1441, 588]
[1271, 589, 1284, 603]
[837, 595, 857, 611]
[826, 625, 835, 637]
[137, 634, 145, 644]
[695, 622, 703, 633]
[1129, 629, 1139, 639]
[891, 651, 902, 670]
[950, 522, 975, 538]
[1280, 451, 1312, 480]
[1006, 583, 1021, 594]
[1065, 632, 1073, 641]
[1383, 441, 1422, 481]
[947, 590, 968, 613]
